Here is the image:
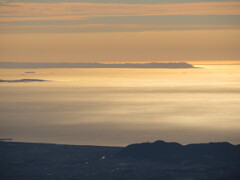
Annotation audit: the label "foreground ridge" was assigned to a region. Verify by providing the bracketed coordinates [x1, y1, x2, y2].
[116, 140, 240, 162]
[1, 141, 240, 180]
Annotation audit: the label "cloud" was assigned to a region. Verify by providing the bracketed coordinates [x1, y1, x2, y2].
[0, 2, 239, 18]
[1, 14, 240, 33]
[1, 1, 239, 32]
[0, 16, 89, 23]
[1, 0, 240, 5]
[1, 24, 240, 33]
[1, 2, 239, 32]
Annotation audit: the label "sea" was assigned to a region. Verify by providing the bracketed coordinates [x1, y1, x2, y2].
[0, 65, 239, 146]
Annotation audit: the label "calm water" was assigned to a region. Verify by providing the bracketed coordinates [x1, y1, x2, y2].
[0, 65, 240, 146]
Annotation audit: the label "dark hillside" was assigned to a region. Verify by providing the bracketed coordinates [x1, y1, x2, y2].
[1, 141, 240, 180]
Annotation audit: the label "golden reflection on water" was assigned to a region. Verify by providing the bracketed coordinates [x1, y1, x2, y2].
[0, 65, 239, 146]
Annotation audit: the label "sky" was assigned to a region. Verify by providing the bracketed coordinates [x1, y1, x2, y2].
[0, 0, 240, 64]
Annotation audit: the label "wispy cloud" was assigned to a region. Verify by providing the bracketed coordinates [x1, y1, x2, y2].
[0, 1, 239, 63]
[0, 16, 89, 23]
[1, 24, 240, 33]
[1, 1, 240, 32]
[1, 2, 240, 18]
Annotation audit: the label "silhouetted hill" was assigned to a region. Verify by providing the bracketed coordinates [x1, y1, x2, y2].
[1, 141, 240, 180]
[116, 140, 240, 163]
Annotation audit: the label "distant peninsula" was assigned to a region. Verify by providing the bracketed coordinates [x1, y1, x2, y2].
[0, 62, 194, 69]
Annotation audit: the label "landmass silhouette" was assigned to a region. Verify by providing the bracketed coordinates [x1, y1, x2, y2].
[0, 62, 194, 69]
[0, 140, 239, 180]
[116, 140, 240, 162]
[0, 79, 48, 83]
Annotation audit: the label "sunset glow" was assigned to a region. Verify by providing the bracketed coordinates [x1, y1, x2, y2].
[0, 0, 239, 64]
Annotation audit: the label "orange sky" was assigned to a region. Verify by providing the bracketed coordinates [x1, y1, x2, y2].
[1, 2, 240, 17]
[1, 31, 239, 64]
[0, 0, 239, 64]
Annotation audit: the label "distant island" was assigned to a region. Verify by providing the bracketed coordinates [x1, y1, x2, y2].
[0, 79, 48, 83]
[25, 72, 36, 74]
[0, 62, 194, 69]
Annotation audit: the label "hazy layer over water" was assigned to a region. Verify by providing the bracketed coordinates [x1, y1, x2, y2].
[0, 65, 240, 146]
